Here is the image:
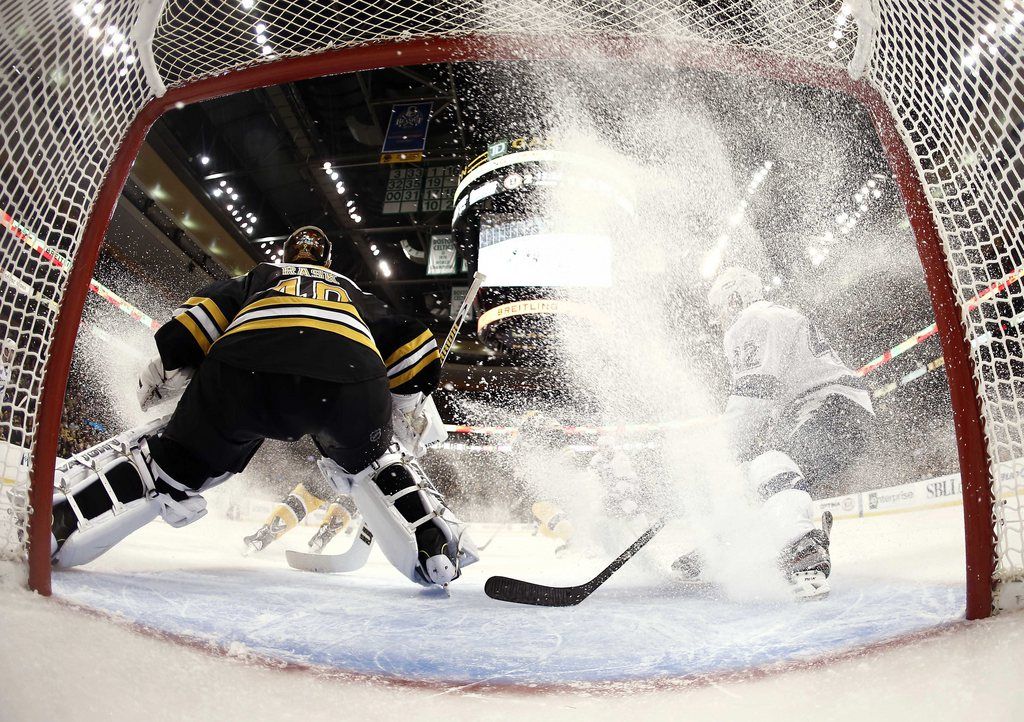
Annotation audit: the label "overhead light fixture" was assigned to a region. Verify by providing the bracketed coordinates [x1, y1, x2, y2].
[378, 260, 392, 277]
[231, 194, 239, 201]
[346, 200, 355, 208]
[219, 180, 227, 187]
[213, 189, 222, 197]
[330, 171, 339, 181]
[226, 204, 233, 210]
[199, 155, 210, 165]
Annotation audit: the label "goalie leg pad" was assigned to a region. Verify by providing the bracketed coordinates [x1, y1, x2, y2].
[53, 495, 161, 568]
[319, 448, 479, 586]
[50, 422, 222, 567]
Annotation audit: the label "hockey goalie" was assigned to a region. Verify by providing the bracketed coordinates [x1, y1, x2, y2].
[242, 308, 452, 557]
[49, 226, 477, 589]
[674, 266, 875, 597]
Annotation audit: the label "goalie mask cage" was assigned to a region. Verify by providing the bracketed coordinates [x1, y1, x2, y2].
[0, 0, 1020, 619]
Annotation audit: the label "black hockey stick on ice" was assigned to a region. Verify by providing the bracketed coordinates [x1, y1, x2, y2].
[484, 519, 666, 606]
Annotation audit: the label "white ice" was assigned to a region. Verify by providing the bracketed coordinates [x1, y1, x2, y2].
[3, 501, 1024, 720]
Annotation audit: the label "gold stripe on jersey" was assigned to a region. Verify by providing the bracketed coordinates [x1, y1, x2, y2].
[218, 317, 381, 357]
[183, 297, 229, 332]
[384, 329, 434, 367]
[388, 348, 440, 389]
[241, 294, 364, 320]
[175, 312, 212, 354]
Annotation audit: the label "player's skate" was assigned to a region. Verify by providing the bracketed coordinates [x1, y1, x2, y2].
[670, 549, 705, 582]
[780, 511, 833, 599]
[307, 501, 356, 554]
[242, 517, 287, 554]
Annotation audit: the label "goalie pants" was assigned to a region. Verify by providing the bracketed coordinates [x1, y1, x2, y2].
[148, 358, 393, 492]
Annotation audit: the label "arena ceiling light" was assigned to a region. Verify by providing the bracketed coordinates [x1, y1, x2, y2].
[199, 155, 210, 166]
[378, 260, 392, 277]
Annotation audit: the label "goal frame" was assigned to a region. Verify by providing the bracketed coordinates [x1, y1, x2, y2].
[27, 35, 994, 618]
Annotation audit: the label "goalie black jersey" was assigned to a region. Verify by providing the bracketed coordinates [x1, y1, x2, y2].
[156, 262, 390, 384]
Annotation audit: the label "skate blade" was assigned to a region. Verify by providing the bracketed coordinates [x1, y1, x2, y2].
[790, 570, 830, 600]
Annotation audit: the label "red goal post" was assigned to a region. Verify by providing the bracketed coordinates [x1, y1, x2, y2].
[1, 1, 1017, 619]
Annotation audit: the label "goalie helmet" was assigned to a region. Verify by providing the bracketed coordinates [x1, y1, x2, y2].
[284, 225, 332, 267]
[707, 266, 764, 328]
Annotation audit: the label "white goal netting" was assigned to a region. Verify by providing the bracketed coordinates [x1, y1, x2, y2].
[1, 0, 1022, 614]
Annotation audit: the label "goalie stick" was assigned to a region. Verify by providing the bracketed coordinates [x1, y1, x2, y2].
[484, 519, 666, 606]
[286, 520, 374, 573]
[286, 271, 486, 574]
[414, 270, 486, 417]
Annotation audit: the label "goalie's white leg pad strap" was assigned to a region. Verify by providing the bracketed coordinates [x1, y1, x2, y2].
[319, 450, 479, 586]
[53, 496, 161, 568]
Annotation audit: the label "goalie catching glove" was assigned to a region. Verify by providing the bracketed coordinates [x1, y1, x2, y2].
[137, 355, 194, 412]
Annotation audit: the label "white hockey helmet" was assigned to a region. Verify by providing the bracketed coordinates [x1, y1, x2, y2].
[707, 266, 763, 328]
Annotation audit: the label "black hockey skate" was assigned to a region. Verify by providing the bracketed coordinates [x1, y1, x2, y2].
[307, 508, 355, 554]
[242, 517, 286, 555]
[780, 511, 833, 599]
[670, 549, 705, 582]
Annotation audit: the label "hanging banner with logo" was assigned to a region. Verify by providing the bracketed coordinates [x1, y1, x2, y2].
[380, 102, 433, 164]
[427, 234, 457, 276]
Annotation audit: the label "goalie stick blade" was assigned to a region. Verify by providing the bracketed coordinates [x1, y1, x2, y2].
[484, 520, 666, 607]
[286, 524, 374, 573]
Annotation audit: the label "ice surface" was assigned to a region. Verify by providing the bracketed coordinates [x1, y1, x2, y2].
[47, 518, 964, 686]
[2, 504, 1024, 720]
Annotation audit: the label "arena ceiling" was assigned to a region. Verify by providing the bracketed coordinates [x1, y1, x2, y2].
[108, 59, 944, 418]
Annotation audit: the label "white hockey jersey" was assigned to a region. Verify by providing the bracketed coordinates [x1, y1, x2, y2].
[723, 300, 873, 434]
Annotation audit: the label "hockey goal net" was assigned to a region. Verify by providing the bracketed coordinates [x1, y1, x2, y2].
[0, 0, 1020, 618]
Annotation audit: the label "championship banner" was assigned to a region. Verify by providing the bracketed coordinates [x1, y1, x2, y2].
[380, 102, 433, 164]
[427, 234, 457, 276]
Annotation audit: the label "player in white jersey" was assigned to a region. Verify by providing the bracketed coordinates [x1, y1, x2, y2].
[674, 266, 874, 597]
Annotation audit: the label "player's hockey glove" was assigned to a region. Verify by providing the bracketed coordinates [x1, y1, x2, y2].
[137, 356, 194, 412]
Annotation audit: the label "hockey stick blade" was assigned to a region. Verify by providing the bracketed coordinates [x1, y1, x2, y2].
[484, 519, 666, 606]
[286, 523, 374, 573]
